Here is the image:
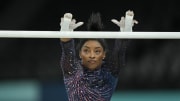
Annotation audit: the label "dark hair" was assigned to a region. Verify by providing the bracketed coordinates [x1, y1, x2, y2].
[77, 39, 108, 53]
[87, 12, 104, 31]
[76, 12, 107, 55]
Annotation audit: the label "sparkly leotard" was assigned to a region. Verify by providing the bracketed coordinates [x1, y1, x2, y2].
[60, 39, 126, 101]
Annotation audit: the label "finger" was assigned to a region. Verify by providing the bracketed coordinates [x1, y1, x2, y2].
[60, 17, 64, 26]
[126, 10, 130, 13]
[126, 10, 134, 16]
[120, 16, 125, 21]
[74, 22, 84, 29]
[61, 17, 64, 22]
[64, 13, 73, 19]
[133, 20, 138, 24]
[120, 16, 125, 25]
[111, 19, 120, 26]
[70, 19, 76, 27]
[71, 19, 76, 24]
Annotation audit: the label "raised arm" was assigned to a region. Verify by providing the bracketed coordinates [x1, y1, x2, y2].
[111, 10, 138, 58]
[106, 10, 138, 77]
[60, 13, 83, 78]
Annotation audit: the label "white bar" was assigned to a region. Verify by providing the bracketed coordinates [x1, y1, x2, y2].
[0, 30, 180, 39]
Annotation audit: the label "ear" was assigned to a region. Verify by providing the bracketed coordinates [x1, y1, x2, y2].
[103, 56, 105, 59]
[103, 51, 106, 59]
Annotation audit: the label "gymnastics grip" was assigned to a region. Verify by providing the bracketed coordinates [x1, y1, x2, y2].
[60, 13, 72, 31]
[124, 11, 134, 32]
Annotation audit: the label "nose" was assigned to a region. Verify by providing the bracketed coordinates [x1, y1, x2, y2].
[89, 52, 95, 59]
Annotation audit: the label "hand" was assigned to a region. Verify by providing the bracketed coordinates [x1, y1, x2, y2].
[60, 13, 84, 31]
[111, 10, 138, 32]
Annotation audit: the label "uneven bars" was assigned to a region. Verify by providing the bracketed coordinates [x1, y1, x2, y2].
[0, 30, 180, 39]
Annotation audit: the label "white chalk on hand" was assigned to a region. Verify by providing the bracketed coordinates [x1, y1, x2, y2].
[61, 13, 72, 31]
[124, 12, 134, 32]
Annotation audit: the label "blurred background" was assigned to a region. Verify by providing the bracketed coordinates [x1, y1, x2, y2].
[0, 0, 180, 101]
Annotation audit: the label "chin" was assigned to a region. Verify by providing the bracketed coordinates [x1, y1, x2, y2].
[87, 66, 100, 71]
[83, 63, 102, 71]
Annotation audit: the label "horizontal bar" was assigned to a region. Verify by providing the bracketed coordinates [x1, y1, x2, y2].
[0, 30, 180, 39]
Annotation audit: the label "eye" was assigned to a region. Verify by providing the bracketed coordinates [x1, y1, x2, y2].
[95, 50, 101, 54]
[83, 49, 89, 54]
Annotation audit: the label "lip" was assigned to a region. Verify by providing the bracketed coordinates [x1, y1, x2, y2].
[88, 60, 96, 64]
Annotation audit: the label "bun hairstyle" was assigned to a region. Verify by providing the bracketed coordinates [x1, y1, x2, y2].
[87, 12, 104, 31]
[76, 12, 108, 57]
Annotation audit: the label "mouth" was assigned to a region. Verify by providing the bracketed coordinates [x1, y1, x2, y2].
[88, 60, 96, 64]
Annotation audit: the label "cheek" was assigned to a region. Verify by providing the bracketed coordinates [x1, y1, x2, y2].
[97, 56, 104, 61]
[99, 53, 105, 59]
[80, 53, 88, 61]
[80, 52, 85, 57]
[96, 54, 105, 62]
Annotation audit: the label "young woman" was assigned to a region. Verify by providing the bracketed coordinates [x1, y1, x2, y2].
[60, 11, 138, 101]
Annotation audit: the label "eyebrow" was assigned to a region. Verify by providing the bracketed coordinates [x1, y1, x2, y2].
[83, 46, 102, 49]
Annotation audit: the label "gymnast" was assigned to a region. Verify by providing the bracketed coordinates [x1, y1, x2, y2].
[59, 10, 138, 101]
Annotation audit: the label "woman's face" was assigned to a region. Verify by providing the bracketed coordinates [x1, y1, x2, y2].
[79, 40, 106, 70]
